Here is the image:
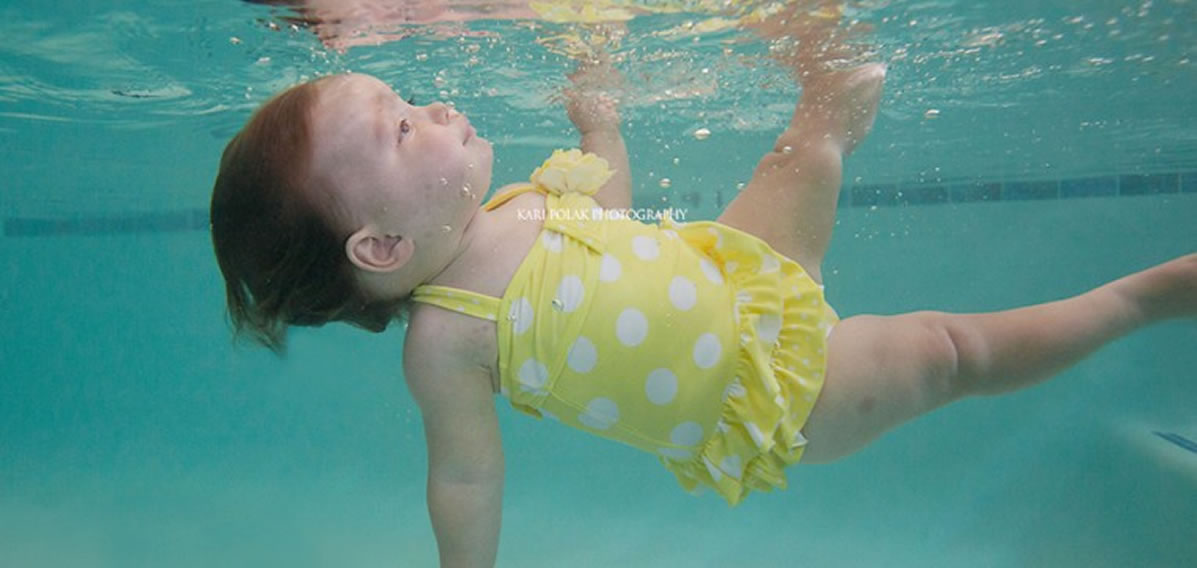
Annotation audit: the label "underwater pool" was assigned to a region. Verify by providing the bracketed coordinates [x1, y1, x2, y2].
[2, 1, 1194, 566]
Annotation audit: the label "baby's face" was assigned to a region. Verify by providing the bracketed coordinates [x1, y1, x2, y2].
[308, 73, 492, 237]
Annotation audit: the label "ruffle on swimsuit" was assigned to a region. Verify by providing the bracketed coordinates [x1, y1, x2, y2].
[659, 216, 838, 504]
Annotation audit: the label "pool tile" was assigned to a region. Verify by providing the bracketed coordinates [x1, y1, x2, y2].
[851, 184, 901, 207]
[1119, 173, 1178, 195]
[904, 185, 948, 205]
[1003, 180, 1059, 201]
[950, 182, 1002, 203]
[1060, 176, 1117, 199]
[4, 209, 206, 237]
[1180, 172, 1197, 193]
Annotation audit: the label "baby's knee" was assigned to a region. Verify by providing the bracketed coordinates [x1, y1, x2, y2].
[902, 311, 967, 402]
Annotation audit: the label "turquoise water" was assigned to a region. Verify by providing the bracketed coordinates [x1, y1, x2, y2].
[2, 1, 1195, 566]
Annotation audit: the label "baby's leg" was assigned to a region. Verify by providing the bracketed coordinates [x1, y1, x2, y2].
[717, 64, 884, 283]
[800, 254, 1197, 463]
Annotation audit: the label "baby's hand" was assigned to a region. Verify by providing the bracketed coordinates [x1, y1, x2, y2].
[563, 53, 623, 134]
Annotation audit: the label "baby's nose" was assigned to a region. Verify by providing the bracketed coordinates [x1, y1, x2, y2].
[427, 102, 452, 124]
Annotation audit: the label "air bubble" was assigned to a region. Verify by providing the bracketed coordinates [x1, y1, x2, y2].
[441, 225, 452, 232]
[659, 178, 672, 189]
[782, 145, 793, 154]
[924, 109, 941, 119]
[693, 127, 711, 140]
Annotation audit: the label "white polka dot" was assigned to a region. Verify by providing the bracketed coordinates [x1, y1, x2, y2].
[745, 422, 767, 447]
[631, 235, 659, 260]
[615, 308, 648, 346]
[724, 381, 746, 399]
[693, 334, 721, 369]
[736, 291, 752, 306]
[699, 258, 723, 285]
[761, 254, 781, 273]
[599, 254, 621, 282]
[541, 230, 563, 252]
[509, 297, 534, 335]
[670, 421, 704, 446]
[517, 358, 548, 393]
[645, 368, 678, 405]
[703, 456, 723, 481]
[668, 276, 697, 311]
[662, 229, 678, 239]
[567, 336, 597, 373]
[555, 275, 585, 313]
[540, 409, 558, 421]
[757, 313, 782, 345]
[720, 455, 743, 478]
[578, 398, 619, 430]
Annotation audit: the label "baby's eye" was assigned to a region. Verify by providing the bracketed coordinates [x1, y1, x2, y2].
[397, 118, 412, 140]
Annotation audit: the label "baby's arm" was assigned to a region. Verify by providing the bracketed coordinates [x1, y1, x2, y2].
[404, 321, 504, 568]
[565, 56, 631, 209]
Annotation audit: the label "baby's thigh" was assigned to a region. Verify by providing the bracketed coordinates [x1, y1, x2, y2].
[800, 312, 963, 464]
[716, 144, 845, 284]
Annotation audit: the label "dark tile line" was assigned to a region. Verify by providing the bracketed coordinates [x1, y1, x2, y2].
[4, 170, 1196, 236]
[4, 209, 208, 237]
[847, 170, 1193, 208]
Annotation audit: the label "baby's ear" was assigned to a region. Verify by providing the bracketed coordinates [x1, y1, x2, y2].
[345, 229, 414, 273]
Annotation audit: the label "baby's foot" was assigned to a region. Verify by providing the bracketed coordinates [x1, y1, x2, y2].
[799, 63, 886, 155]
[1116, 253, 1197, 323]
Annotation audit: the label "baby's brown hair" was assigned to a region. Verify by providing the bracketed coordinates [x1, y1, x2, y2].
[210, 80, 405, 354]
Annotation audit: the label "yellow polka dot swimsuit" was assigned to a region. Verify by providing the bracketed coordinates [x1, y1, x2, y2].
[411, 150, 839, 505]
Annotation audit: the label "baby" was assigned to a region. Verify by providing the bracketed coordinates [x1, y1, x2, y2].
[209, 19, 1197, 568]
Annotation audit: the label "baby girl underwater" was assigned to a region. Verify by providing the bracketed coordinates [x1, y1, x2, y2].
[209, 29, 1197, 568]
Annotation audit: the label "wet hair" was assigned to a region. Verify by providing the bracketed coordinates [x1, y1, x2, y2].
[210, 80, 406, 355]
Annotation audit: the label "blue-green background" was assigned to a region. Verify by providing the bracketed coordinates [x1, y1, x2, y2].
[2, 1, 1195, 566]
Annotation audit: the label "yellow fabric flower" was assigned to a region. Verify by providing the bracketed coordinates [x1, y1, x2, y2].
[529, 149, 615, 196]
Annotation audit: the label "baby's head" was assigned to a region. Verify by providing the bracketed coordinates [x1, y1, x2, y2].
[210, 73, 492, 352]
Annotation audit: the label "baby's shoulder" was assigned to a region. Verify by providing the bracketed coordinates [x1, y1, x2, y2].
[404, 305, 499, 387]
